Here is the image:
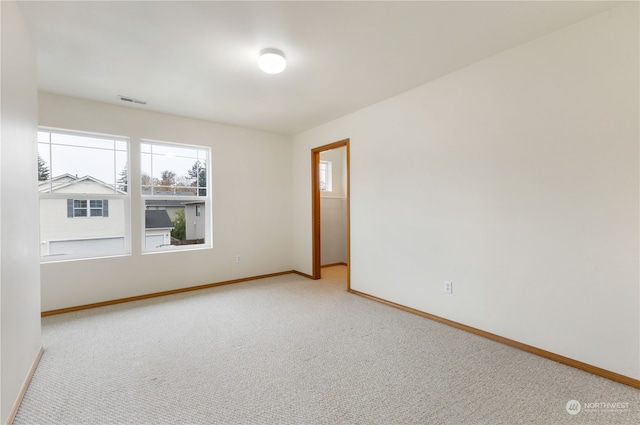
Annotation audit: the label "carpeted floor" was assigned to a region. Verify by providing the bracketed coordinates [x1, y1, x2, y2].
[14, 266, 639, 424]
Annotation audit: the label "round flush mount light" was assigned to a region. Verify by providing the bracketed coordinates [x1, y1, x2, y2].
[258, 48, 286, 74]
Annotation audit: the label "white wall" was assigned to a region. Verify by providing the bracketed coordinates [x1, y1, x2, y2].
[320, 148, 347, 265]
[0, 1, 42, 422]
[39, 92, 293, 311]
[292, 4, 639, 380]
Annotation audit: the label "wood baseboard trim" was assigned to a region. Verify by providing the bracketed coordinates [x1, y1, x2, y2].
[291, 270, 314, 279]
[321, 262, 348, 268]
[42, 271, 297, 316]
[349, 289, 640, 389]
[6, 345, 44, 425]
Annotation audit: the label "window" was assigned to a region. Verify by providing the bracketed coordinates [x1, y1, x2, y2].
[73, 200, 87, 217]
[38, 129, 129, 260]
[141, 140, 210, 251]
[319, 160, 332, 192]
[90, 200, 105, 217]
[67, 199, 109, 217]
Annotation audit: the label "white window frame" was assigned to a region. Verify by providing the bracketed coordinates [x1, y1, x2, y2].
[141, 139, 212, 254]
[69, 199, 108, 218]
[38, 127, 131, 262]
[319, 160, 332, 192]
[73, 199, 88, 217]
[89, 199, 104, 217]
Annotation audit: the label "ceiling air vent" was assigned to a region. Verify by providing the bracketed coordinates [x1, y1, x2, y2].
[118, 95, 147, 105]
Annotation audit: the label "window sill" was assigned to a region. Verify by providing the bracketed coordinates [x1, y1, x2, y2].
[141, 244, 212, 255]
[40, 252, 132, 264]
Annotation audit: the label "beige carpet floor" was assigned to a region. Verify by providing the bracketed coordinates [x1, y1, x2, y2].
[14, 266, 639, 424]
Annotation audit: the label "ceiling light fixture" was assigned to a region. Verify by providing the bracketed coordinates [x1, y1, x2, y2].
[258, 48, 286, 74]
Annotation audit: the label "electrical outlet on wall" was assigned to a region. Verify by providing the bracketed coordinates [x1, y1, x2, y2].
[236, 255, 242, 263]
[444, 281, 453, 294]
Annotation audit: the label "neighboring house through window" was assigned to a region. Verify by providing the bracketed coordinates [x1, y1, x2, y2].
[38, 129, 129, 260]
[145, 210, 174, 249]
[38, 130, 210, 258]
[141, 140, 210, 251]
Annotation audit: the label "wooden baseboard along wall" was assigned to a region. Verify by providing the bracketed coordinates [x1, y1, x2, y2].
[40, 269, 639, 389]
[349, 289, 640, 389]
[291, 270, 314, 279]
[321, 262, 348, 268]
[5, 345, 44, 425]
[41, 270, 297, 316]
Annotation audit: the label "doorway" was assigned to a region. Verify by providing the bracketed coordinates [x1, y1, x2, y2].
[311, 139, 350, 289]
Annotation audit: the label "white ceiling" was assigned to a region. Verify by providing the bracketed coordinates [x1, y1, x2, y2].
[19, 1, 619, 135]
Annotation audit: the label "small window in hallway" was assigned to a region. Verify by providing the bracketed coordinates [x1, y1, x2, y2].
[319, 160, 332, 192]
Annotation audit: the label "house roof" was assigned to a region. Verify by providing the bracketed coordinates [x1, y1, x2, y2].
[38, 173, 77, 190]
[39, 175, 126, 195]
[144, 200, 186, 208]
[145, 210, 174, 229]
[142, 188, 200, 197]
[39, 173, 76, 184]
